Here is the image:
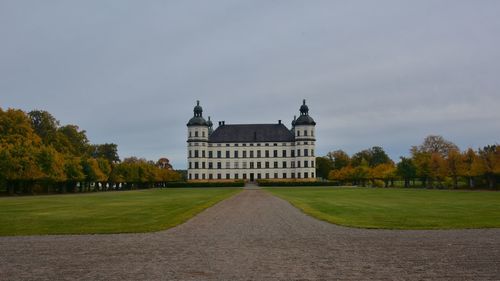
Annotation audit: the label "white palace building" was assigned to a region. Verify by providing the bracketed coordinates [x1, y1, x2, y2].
[186, 100, 316, 182]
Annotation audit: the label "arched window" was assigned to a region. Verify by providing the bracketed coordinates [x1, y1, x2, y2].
[195, 131, 199, 137]
[297, 130, 300, 136]
[202, 131, 205, 137]
[304, 130, 308, 136]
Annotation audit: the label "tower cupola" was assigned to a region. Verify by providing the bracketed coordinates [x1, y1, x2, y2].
[187, 100, 208, 126]
[295, 99, 316, 126]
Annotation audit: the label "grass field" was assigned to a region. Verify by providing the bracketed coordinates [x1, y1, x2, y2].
[266, 187, 500, 229]
[0, 188, 240, 236]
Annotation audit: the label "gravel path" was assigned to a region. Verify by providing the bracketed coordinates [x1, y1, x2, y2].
[1, 190, 499, 281]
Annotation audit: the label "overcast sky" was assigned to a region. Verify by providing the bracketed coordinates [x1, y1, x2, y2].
[1, 1, 499, 168]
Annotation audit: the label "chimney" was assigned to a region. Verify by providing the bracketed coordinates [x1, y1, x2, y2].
[222, 121, 225, 125]
[218, 121, 222, 126]
[278, 120, 281, 124]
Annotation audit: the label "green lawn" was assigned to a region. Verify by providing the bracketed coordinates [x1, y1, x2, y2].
[0, 188, 240, 236]
[266, 187, 500, 229]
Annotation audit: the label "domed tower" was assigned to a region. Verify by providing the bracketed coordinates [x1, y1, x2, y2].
[187, 100, 209, 181]
[294, 99, 316, 180]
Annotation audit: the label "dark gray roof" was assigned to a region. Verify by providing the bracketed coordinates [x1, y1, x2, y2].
[295, 114, 316, 126]
[187, 116, 208, 126]
[209, 124, 295, 143]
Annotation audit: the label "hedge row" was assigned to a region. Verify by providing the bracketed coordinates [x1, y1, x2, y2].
[256, 180, 339, 187]
[165, 181, 245, 188]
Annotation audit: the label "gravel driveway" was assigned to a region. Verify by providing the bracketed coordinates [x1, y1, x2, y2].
[1, 189, 499, 280]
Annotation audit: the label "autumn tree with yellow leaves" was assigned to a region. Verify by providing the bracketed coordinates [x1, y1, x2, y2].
[0, 107, 181, 194]
[323, 135, 499, 189]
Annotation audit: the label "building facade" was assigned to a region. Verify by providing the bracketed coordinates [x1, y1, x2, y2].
[186, 100, 316, 181]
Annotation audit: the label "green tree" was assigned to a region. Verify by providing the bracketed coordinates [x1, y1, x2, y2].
[118, 157, 142, 189]
[109, 163, 126, 187]
[446, 149, 465, 189]
[478, 145, 500, 188]
[462, 148, 480, 188]
[327, 150, 350, 170]
[63, 156, 85, 192]
[81, 158, 105, 191]
[351, 149, 371, 167]
[56, 125, 90, 156]
[36, 146, 66, 183]
[28, 110, 59, 144]
[396, 157, 416, 188]
[352, 159, 370, 186]
[92, 143, 120, 163]
[351, 146, 392, 167]
[315, 156, 333, 179]
[411, 147, 432, 188]
[369, 146, 392, 166]
[96, 158, 112, 190]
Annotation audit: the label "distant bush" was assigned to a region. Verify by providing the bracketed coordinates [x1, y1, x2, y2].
[165, 181, 245, 188]
[372, 180, 385, 188]
[257, 180, 339, 187]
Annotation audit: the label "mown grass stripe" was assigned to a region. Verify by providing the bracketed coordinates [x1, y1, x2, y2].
[0, 188, 241, 236]
[266, 187, 500, 229]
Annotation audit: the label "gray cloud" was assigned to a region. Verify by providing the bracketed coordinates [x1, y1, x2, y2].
[1, 1, 499, 168]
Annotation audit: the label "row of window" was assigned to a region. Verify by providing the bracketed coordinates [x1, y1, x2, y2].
[189, 131, 206, 138]
[189, 172, 315, 180]
[189, 149, 314, 158]
[189, 160, 315, 169]
[188, 141, 315, 147]
[296, 129, 314, 137]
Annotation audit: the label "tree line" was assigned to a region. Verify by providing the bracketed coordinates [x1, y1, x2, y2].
[316, 135, 499, 189]
[0, 108, 181, 195]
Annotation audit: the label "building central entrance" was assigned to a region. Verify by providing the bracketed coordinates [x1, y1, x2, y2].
[250, 173, 254, 182]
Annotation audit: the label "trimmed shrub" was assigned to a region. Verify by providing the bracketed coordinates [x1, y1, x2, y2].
[257, 180, 339, 187]
[165, 181, 245, 188]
